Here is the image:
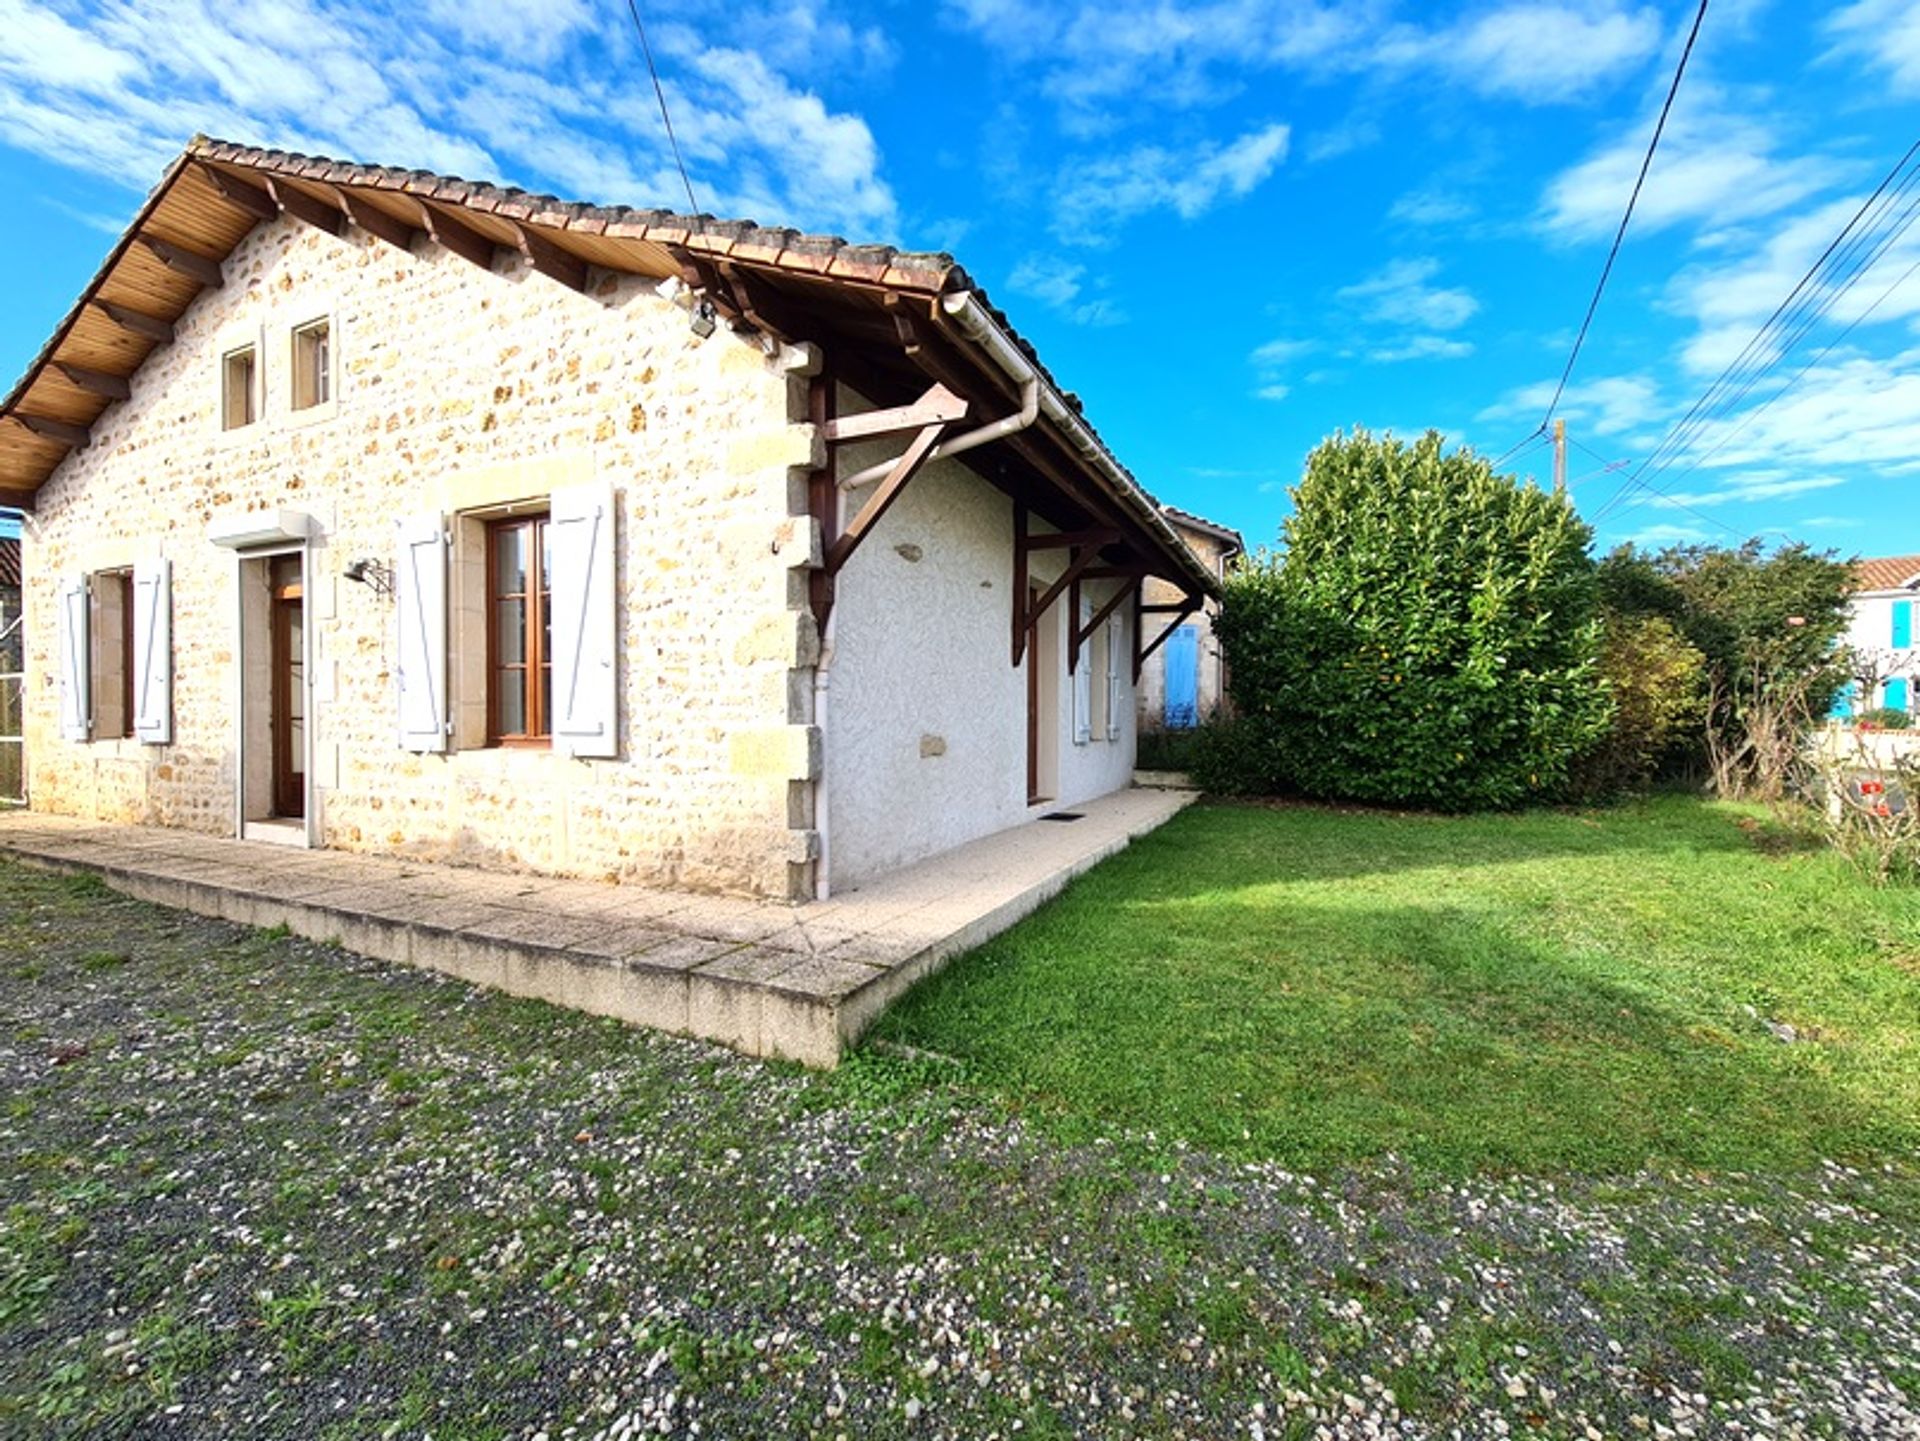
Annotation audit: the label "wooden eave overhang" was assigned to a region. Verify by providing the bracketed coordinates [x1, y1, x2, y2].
[0, 137, 1218, 600]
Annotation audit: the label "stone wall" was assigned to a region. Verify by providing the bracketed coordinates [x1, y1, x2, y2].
[21, 215, 820, 897]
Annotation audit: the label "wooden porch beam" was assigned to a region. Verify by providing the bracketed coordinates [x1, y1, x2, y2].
[822, 383, 968, 443]
[8, 412, 91, 448]
[91, 299, 174, 344]
[505, 219, 589, 293]
[417, 200, 500, 272]
[336, 191, 421, 252]
[1022, 527, 1120, 551]
[1012, 502, 1029, 665]
[679, 258, 745, 327]
[807, 368, 838, 628]
[1028, 544, 1104, 642]
[711, 261, 800, 339]
[1078, 565, 1152, 581]
[264, 176, 346, 237]
[137, 235, 224, 289]
[0, 486, 36, 511]
[53, 363, 131, 401]
[823, 420, 949, 575]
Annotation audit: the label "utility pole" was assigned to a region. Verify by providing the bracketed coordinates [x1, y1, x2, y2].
[1552, 417, 1567, 492]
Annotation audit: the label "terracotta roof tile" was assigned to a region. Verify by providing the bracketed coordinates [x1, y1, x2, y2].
[1853, 555, 1920, 592]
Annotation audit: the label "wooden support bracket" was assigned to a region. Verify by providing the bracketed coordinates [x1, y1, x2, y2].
[417, 200, 499, 272]
[336, 190, 421, 252]
[0, 486, 35, 511]
[201, 164, 278, 221]
[264, 176, 346, 236]
[823, 421, 948, 575]
[7, 411, 91, 448]
[1013, 501, 1113, 667]
[137, 235, 224, 289]
[91, 300, 174, 344]
[1072, 577, 1138, 662]
[506, 219, 589, 293]
[53, 363, 131, 401]
[1135, 594, 1203, 683]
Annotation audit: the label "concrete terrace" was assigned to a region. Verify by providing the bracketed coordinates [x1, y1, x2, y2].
[0, 787, 1194, 1066]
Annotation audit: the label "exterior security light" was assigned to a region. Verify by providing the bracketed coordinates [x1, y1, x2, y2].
[689, 299, 717, 339]
[344, 558, 395, 596]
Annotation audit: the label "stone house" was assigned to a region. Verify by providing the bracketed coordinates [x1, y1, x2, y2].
[1836, 554, 1918, 717]
[1136, 507, 1242, 732]
[0, 526, 19, 803]
[0, 140, 1215, 901]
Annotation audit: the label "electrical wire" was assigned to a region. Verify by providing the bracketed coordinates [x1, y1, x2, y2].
[624, 0, 701, 215]
[1540, 0, 1711, 429]
[1594, 137, 1920, 522]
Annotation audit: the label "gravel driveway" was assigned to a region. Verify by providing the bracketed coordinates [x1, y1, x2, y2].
[3, 860, 1917, 1439]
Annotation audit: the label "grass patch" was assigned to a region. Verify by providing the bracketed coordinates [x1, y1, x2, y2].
[871, 796, 1920, 1173]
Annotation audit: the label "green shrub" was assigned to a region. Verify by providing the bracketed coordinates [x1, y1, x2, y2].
[1135, 727, 1202, 772]
[1568, 614, 1708, 798]
[1188, 715, 1286, 795]
[1212, 429, 1611, 810]
[1857, 707, 1913, 731]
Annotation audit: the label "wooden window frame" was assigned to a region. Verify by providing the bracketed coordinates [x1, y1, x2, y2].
[291, 318, 331, 411]
[221, 343, 257, 430]
[485, 512, 552, 747]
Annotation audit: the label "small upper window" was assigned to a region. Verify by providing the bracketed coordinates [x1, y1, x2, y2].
[222, 345, 257, 430]
[292, 319, 331, 410]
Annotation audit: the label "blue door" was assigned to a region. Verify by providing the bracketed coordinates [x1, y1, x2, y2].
[1163, 624, 1200, 729]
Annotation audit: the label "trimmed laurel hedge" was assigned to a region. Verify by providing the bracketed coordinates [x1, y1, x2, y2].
[1205, 429, 1612, 810]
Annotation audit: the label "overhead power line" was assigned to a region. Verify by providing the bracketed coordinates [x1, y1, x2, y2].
[624, 0, 701, 216]
[1591, 133, 1920, 530]
[1538, 0, 1711, 431]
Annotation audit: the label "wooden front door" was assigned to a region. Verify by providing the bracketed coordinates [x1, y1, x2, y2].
[269, 559, 305, 819]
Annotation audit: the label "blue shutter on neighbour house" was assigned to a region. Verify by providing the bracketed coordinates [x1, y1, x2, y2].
[1830, 681, 1857, 719]
[1163, 624, 1200, 729]
[1887, 677, 1912, 713]
[1894, 600, 1913, 650]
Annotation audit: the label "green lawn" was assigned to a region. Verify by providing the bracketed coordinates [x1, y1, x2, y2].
[871, 795, 1920, 1173]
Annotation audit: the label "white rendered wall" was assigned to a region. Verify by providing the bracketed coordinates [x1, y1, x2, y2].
[1843, 590, 1918, 708]
[825, 455, 1138, 889]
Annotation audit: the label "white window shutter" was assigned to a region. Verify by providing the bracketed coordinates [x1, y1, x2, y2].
[58, 575, 91, 742]
[1106, 611, 1125, 741]
[549, 481, 619, 759]
[132, 558, 172, 744]
[1073, 596, 1093, 746]
[395, 513, 449, 753]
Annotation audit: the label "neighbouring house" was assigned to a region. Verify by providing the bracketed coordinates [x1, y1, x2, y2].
[1835, 554, 1918, 719]
[0, 139, 1216, 901]
[1136, 506, 1242, 732]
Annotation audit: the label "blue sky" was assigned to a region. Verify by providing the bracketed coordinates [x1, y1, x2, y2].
[2, 0, 1919, 559]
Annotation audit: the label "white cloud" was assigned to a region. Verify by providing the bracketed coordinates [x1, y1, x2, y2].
[1337, 257, 1479, 331]
[1005, 254, 1128, 326]
[1826, 0, 1920, 97]
[1480, 373, 1662, 436]
[1255, 382, 1291, 401]
[1540, 101, 1832, 243]
[0, 0, 900, 238]
[1052, 122, 1289, 244]
[1369, 336, 1474, 362]
[1250, 337, 1316, 365]
[1389, 187, 1475, 226]
[948, 0, 1661, 129]
[1654, 473, 1849, 507]
[1625, 522, 1714, 545]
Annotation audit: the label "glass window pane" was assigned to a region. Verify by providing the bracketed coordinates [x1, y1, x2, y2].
[495, 673, 525, 736]
[493, 525, 527, 597]
[494, 598, 526, 666]
[538, 665, 551, 739]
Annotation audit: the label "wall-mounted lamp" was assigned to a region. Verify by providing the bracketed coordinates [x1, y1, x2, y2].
[689, 298, 718, 339]
[344, 558, 395, 597]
